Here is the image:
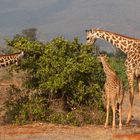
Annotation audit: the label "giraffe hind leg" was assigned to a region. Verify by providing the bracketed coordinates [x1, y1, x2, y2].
[119, 105, 122, 129]
[105, 96, 110, 128]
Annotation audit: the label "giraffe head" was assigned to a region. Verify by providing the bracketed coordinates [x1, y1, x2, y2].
[85, 28, 99, 45]
[17, 51, 24, 58]
[98, 54, 108, 62]
[15, 51, 24, 65]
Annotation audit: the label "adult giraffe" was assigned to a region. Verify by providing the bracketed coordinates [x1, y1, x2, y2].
[86, 28, 140, 125]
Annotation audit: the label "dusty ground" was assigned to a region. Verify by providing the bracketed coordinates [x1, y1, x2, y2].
[0, 123, 140, 140]
[0, 71, 140, 140]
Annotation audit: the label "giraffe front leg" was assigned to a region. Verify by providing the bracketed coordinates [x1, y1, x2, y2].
[105, 96, 109, 128]
[126, 73, 134, 125]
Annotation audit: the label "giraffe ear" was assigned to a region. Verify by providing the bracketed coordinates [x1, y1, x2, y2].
[89, 29, 92, 32]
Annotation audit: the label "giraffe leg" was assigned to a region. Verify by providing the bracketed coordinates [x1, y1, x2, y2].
[119, 104, 122, 129]
[111, 102, 116, 129]
[105, 95, 109, 128]
[126, 73, 134, 125]
[119, 82, 124, 129]
[138, 77, 140, 99]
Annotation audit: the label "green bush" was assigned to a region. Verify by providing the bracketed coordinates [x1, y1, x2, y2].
[108, 56, 128, 89]
[5, 36, 106, 125]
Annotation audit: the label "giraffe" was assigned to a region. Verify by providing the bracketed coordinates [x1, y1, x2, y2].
[0, 51, 24, 67]
[85, 28, 140, 125]
[98, 54, 124, 129]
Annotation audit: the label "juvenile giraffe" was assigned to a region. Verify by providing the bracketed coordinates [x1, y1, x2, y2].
[99, 54, 124, 129]
[0, 51, 24, 67]
[86, 28, 140, 125]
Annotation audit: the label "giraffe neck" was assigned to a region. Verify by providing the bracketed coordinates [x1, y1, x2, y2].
[101, 58, 116, 77]
[0, 52, 24, 67]
[95, 30, 139, 54]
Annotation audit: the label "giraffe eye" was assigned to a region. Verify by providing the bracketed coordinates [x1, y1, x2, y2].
[86, 37, 90, 40]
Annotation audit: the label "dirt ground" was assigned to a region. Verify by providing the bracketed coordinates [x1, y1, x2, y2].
[0, 123, 140, 140]
[0, 75, 140, 140]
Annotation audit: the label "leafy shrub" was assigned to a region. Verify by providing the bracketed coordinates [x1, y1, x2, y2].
[5, 36, 106, 125]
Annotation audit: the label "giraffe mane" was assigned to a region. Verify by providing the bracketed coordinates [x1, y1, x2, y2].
[0, 52, 22, 57]
[100, 54, 115, 73]
[96, 29, 140, 41]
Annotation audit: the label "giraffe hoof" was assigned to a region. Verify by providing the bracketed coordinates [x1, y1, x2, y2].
[126, 122, 130, 126]
[104, 125, 108, 129]
[112, 127, 116, 130]
[119, 124, 122, 129]
[119, 126, 122, 130]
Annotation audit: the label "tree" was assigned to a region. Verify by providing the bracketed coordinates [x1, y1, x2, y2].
[22, 28, 37, 41]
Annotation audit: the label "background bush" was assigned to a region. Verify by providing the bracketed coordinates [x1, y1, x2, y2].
[108, 56, 128, 89]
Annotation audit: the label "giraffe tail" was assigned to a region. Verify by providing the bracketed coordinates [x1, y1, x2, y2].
[117, 102, 120, 110]
[117, 80, 124, 111]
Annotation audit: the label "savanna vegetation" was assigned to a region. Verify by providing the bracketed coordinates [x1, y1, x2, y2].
[2, 28, 127, 126]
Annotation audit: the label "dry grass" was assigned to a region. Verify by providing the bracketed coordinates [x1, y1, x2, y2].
[0, 68, 24, 124]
